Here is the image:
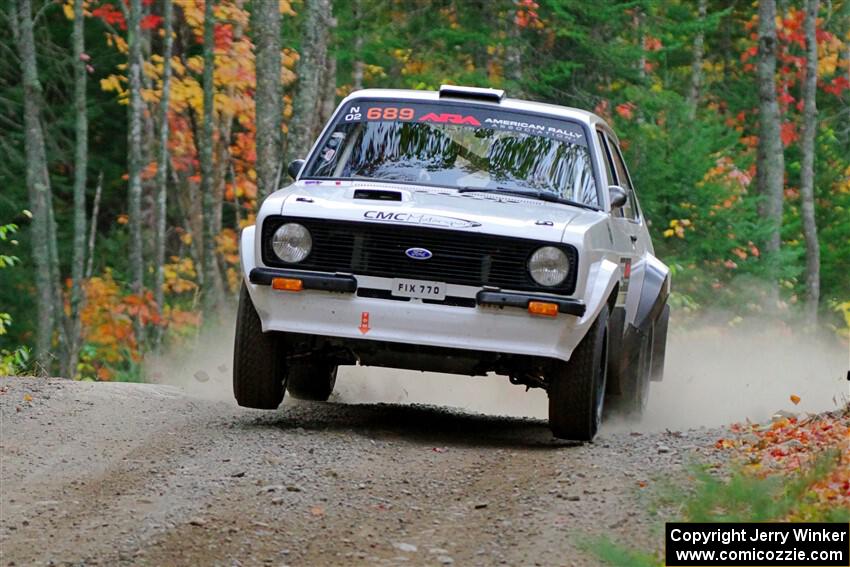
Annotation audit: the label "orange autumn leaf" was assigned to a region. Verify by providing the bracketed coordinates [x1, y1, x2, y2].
[719, 404, 850, 514]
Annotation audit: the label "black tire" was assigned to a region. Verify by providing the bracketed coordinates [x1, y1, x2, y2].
[548, 305, 610, 441]
[607, 328, 652, 418]
[233, 283, 286, 409]
[286, 358, 338, 401]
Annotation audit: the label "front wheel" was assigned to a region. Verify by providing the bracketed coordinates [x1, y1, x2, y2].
[548, 305, 610, 441]
[233, 283, 286, 409]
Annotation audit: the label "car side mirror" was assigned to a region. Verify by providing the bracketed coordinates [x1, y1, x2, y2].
[609, 185, 628, 209]
[288, 159, 305, 180]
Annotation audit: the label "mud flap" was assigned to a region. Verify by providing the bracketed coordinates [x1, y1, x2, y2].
[650, 303, 669, 382]
[634, 256, 670, 334]
[606, 306, 627, 395]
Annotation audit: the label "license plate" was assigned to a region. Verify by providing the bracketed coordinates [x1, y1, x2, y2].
[391, 278, 447, 300]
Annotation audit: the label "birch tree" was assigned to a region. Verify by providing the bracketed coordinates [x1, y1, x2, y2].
[755, 0, 785, 289]
[15, 0, 54, 369]
[200, 0, 224, 315]
[211, 0, 246, 240]
[506, 2, 524, 96]
[317, 45, 337, 130]
[252, 0, 282, 199]
[687, 0, 707, 118]
[351, 0, 364, 91]
[65, 0, 88, 377]
[127, 0, 145, 313]
[154, 0, 174, 346]
[287, 0, 333, 162]
[799, 0, 820, 323]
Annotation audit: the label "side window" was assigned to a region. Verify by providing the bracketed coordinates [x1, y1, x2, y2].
[596, 131, 625, 217]
[608, 141, 637, 220]
[596, 131, 615, 186]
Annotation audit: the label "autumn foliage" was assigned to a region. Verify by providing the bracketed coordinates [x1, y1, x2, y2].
[717, 404, 850, 517]
[2, 0, 849, 380]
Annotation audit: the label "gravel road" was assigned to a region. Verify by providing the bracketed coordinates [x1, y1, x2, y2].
[0, 375, 730, 567]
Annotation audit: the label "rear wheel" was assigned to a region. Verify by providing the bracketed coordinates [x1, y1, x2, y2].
[548, 305, 609, 441]
[286, 358, 338, 401]
[233, 284, 286, 409]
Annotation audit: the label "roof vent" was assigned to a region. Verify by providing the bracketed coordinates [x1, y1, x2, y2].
[438, 84, 505, 102]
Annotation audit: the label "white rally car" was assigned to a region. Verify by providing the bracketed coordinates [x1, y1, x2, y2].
[235, 85, 670, 441]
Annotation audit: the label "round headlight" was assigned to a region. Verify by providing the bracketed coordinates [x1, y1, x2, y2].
[528, 246, 569, 287]
[272, 223, 312, 263]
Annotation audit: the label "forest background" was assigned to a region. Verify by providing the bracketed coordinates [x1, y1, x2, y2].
[1, 0, 849, 381]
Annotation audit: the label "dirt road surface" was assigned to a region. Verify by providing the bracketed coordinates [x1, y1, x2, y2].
[0, 375, 729, 566]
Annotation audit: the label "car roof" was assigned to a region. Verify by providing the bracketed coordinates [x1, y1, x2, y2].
[341, 87, 618, 144]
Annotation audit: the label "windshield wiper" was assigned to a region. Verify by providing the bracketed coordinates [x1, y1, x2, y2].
[456, 186, 597, 210]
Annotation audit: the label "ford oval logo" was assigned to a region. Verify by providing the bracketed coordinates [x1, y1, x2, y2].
[405, 247, 433, 260]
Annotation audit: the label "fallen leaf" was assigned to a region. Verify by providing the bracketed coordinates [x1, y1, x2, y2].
[22, 393, 32, 402]
[790, 394, 801, 405]
[310, 506, 324, 517]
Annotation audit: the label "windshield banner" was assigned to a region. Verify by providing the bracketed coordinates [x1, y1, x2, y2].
[339, 100, 587, 146]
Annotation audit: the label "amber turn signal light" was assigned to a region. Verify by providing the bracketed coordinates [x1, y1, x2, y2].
[271, 277, 303, 292]
[528, 301, 558, 317]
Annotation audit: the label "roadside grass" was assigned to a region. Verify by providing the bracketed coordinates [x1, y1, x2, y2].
[579, 404, 850, 566]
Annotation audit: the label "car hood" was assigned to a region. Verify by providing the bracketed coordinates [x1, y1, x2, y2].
[268, 180, 598, 242]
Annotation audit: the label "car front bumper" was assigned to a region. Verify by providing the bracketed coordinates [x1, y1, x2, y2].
[241, 226, 600, 363]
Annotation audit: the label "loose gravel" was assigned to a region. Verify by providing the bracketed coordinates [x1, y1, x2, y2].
[0, 377, 728, 566]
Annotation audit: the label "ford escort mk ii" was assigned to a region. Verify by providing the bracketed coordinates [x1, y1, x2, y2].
[234, 85, 670, 441]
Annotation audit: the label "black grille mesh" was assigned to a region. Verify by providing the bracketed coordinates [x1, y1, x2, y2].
[261, 216, 578, 295]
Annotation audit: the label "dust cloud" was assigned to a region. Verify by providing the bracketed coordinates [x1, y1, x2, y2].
[638, 321, 848, 430]
[149, 316, 849, 432]
[145, 323, 237, 402]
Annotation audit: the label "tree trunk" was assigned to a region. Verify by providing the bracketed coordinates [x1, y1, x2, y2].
[687, 0, 707, 118]
[85, 172, 103, 279]
[16, 0, 54, 371]
[45, 184, 67, 361]
[154, 0, 174, 347]
[252, 0, 282, 199]
[128, 0, 145, 333]
[755, 0, 785, 293]
[200, 0, 224, 316]
[317, 51, 337, 133]
[721, 1, 736, 83]
[634, 9, 646, 82]
[506, 3, 524, 96]
[800, 0, 820, 324]
[212, 0, 245, 244]
[352, 0, 364, 91]
[65, 0, 88, 379]
[287, 0, 333, 162]
[174, 167, 206, 285]
[213, 120, 232, 238]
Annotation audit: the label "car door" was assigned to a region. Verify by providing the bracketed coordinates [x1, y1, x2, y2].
[596, 130, 641, 312]
[613, 139, 652, 329]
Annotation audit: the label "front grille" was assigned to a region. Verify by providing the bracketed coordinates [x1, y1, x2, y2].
[262, 216, 578, 295]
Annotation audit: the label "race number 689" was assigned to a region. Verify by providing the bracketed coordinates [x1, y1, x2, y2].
[367, 107, 415, 120]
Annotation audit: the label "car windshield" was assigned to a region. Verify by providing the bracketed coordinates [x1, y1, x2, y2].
[302, 101, 599, 207]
